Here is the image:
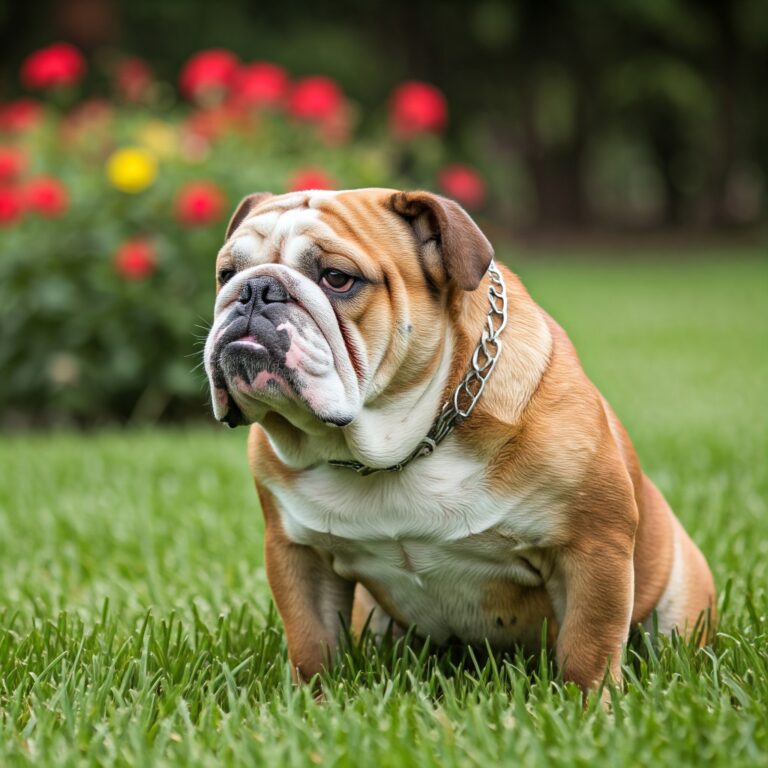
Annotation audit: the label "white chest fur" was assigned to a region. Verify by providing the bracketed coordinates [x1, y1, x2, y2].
[271, 440, 563, 644]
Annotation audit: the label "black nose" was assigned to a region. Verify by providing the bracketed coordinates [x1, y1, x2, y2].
[238, 276, 289, 308]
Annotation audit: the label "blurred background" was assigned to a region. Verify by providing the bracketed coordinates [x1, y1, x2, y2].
[0, 0, 766, 427]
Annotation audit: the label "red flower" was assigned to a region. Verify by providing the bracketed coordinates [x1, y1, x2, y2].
[0, 186, 24, 226]
[0, 99, 43, 133]
[23, 176, 69, 218]
[21, 43, 86, 90]
[287, 168, 336, 192]
[115, 57, 153, 102]
[175, 181, 226, 226]
[390, 81, 447, 138]
[438, 164, 486, 210]
[114, 239, 156, 280]
[179, 49, 239, 102]
[231, 62, 288, 109]
[288, 76, 343, 122]
[0, 146, 26, 181]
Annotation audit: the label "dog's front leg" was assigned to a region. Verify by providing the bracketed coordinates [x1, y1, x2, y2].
[548, 535, 635, 696]
[258, 485, 355, 682]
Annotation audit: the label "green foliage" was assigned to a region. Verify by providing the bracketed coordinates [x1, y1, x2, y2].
[0, 109, 451, 425]
[0, 256, 766, 765]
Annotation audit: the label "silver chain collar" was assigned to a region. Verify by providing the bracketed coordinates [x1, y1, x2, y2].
[328, 260, 508, 476]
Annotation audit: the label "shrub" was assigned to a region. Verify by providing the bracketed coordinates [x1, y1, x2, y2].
[0, 44, 487, 425]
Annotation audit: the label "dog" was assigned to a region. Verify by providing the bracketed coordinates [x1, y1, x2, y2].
[204, 188, 715, 696]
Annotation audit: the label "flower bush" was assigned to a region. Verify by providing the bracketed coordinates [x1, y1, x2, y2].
[0, 43, 488, 425]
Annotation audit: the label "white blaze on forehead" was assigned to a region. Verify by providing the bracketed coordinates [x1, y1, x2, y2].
[248, 210, 280, 237]
[225, 192, 343, 271]
[259, 189, 339, 212]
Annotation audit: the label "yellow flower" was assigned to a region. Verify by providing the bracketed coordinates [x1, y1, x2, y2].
[135, 120, 178, 160]
[106, 147, 157, 193]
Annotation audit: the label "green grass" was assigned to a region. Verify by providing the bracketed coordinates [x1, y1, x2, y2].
[1, 253, 767, 766]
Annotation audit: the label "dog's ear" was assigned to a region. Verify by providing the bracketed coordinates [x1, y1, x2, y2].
[390, 191, 493, 291]
[225, 192, 273, 240]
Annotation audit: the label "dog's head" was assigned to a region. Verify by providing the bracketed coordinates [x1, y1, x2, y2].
[204, 188, 493, 465]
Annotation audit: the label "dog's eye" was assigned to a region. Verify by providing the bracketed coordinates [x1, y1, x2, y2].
[218, 268, 236, 286]
[320, 269, 355, 293]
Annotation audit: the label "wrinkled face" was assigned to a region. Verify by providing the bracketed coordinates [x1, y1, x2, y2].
[204, 187, 493, 463]
[205, 189, 441, 431]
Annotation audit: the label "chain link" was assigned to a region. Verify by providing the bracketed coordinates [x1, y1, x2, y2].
[427, 259, 506, 435]
[329, 260, 508, 475]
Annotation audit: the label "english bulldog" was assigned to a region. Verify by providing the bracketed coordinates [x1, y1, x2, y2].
[204, 188, 715, 696]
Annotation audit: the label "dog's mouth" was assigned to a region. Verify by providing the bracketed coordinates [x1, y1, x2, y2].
[219, 393, 245, 428]
[212, 321, 302, 416]
[211, 314, 353, 427]
[206, 267, 362, 429]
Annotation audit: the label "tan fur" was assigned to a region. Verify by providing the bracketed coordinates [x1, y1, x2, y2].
[215, 188, 715, 695]
[259, 483, 355, 681]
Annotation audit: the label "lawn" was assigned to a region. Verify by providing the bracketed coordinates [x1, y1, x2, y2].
[1, 252, 766, 767]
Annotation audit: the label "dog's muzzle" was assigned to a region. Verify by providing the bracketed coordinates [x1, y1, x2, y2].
[206, 263, 362, 429]
[209, 275, 300, 425]
[216, 276, 293, 373]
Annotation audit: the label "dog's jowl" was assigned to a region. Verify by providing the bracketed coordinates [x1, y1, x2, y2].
[204, 188, 715, 696]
